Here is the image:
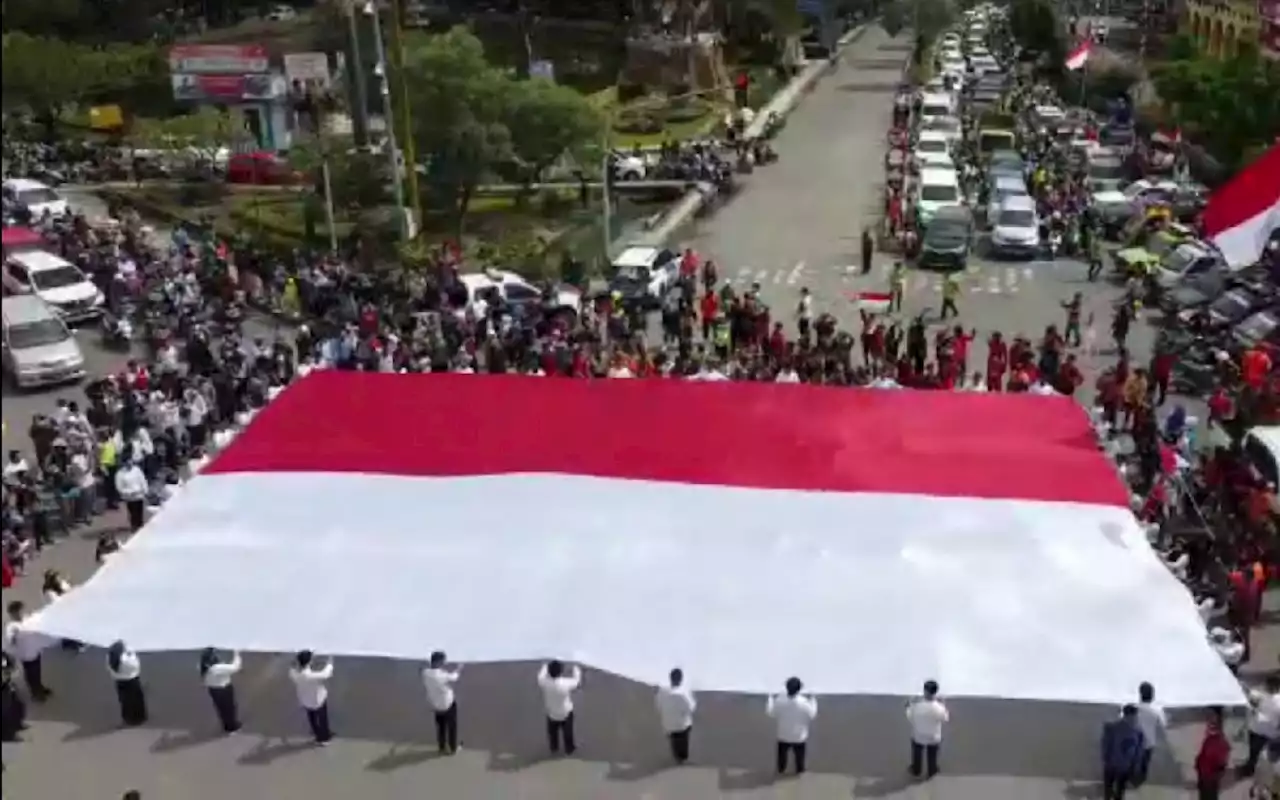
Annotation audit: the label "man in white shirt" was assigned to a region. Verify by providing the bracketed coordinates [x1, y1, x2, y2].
[422, 650, 461, 754]
[906, 679, 948, 778]
[537, 660, 581, 755]
[113, 458, 149, 532]
[288, 650, 335, 744]
[766, 676, 817, 775]
[1241, 676, 1280, 776]
[4, 602, 50, 702]
[1132, 681, 1167, 787]
[655, 667, 696, 764]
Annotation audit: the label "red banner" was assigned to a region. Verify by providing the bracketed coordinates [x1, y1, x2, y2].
[169, 44, 269, 75]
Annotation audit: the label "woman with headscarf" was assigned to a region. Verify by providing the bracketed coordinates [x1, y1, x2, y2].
[199, 648, 242, 733]
[106, 640, 147, 726]
[41, 570, 83, 652]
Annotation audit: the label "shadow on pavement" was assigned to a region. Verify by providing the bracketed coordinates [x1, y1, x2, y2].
[838, 82, 902, 94]
[25, 652, 1189, 784]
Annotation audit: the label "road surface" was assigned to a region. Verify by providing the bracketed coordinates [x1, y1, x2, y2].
[0, 33, 1256, 800]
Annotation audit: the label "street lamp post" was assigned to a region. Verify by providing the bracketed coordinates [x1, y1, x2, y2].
[365, 0, 412, 240]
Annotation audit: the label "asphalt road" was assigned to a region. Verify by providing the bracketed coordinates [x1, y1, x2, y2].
[0, 27, 1259, 800]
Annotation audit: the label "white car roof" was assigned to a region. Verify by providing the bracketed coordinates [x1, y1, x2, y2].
[919, 167, 960, 186]
[1034, 105, 1065, 117]
[1093, 190, 1129, 204]
[613, 246, 663, 269]
[998, 194, 1037, 212]
[3, 178, 52, 192]
[7, 250, 77, 273]
[920, 92, 953, 105]
[918, 130, 950, 144]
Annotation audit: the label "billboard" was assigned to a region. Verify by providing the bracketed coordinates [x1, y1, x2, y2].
[172, 73, 282, 103]
[283, 52, 332, 90]
[169, 44, 269, 74]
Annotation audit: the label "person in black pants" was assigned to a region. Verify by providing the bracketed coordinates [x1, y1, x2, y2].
[422, 650, 461, 755]
[5, 601, 51, 702]
[537, 660, 582, 756]
[767, 676, 818, 776]
[199, 648, 243, 733]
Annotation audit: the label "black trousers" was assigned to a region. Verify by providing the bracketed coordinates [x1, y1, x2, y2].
[125, 499, 145, 532]
[208, 685, 240, 732]
[776, 741, 807, 774]
[1101, 768, 1130, 800]
[1132, 747, 1153, 786]
[305, 702, 333, 743]
[115, 677, 148, 726]
[546, 712, 576, 754]
[20, 658, 49, 700]
[1242, 731, 1269, 774]
[910, 740, 939, 777]
[1196, 775, 1221, 800]
[668, 726, 691, 763]
[433, 702, 458, 753]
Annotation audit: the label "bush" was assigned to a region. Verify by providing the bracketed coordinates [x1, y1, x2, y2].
[177, 181, 228, 207]
[613, 108, 664, 134]
[617, 81, 647, 103]
[662, 97, 711, 123]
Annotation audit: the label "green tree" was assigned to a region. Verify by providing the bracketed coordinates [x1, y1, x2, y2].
[127, 108, 239, 163]
[1, 33, 96, 114]
[1151, 47, 1280, 170]
[288, 137, 389, 212]
[504, 77, 604, 185]
[1009, 0, 1064, 71]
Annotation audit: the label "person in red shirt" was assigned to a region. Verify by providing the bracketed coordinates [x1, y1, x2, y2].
[1242, 345, 1272, 390]
[700, 292, 719, 341]
[986, 332, 1008, 392]
[1057, 354, 1084, 397]
[1194, 708, 1230, 799]
[951, 326, 974, 376]
[768, 323, 787, 361]
[1207, 386, 1233, 424]
[1150, 349, 1174, 406]
[679, 248, 699, 280]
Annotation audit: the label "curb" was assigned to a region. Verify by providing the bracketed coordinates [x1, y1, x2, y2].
[635, 22, 876, 248]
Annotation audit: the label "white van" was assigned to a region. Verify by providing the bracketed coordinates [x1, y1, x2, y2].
[915, 167, 963, 226]
[3, 250, 103, 322]
[919, 92, 956, 121]
[1243, 426, 1280, 491]
[2, 293, 86, 388]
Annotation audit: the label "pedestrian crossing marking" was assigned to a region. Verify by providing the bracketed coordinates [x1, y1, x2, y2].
[787, 261, 805, 286]
[754, 269, 769, 285]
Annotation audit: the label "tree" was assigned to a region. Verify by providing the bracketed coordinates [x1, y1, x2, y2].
[127, 108, 240, 164]
[287, 137, 390, 212]
[1008, 0, 1064, 72]
[2, 34, 167, 117]
[402, 26, 602, 235]
[1151, 46, 1280, 170]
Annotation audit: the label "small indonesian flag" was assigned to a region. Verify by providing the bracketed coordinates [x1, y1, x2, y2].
[1202, 143, 1280, 268]
[1065, 42, 1091, 70]
[845, 290, 893, 313]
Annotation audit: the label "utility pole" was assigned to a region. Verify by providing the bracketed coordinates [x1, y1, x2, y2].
[386, 0, 422, 230]
[366, 0, 412, 240]
[345, 2, 371, 147]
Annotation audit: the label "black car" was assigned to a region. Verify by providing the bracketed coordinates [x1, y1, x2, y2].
[917, 206, 974, 271]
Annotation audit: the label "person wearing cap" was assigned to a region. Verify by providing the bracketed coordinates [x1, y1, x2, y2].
[906, 679, 948, 779]
[655, 667, 696, 764]
[767, 676, 817, 776]
[422, 650, 462, 754]
[288, 650, 335, 744]
[114, 457, 148, 531]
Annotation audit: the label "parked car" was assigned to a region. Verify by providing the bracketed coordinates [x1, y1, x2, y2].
[226, 152, 302, 185]
[3, 250, 104, 322]
[606, 246, 680, 308]
[917, 206, 974, 271]
[2, 293, 86, 388]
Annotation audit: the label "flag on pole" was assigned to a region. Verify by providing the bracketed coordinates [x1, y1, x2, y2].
[1065, 42, 1091, 71]
[1202, 143, 1280, 268]
[846, 290, 893, 314]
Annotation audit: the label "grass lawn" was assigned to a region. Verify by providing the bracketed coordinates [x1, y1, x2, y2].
[590, 87, 725, 149]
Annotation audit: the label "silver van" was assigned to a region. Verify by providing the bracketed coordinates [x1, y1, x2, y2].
[2, 293, 86, 388]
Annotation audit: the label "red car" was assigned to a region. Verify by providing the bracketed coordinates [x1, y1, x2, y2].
[226, 152, 302, 186]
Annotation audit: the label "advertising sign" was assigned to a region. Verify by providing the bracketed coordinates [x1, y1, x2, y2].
[283, 52, 332, 90]
[172, 73, 281, 103]
[169, 44, 270, 75]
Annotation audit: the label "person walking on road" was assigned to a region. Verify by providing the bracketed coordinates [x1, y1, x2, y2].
[1133, 681, 1167, 787]
[940, 273, 961, 320]
[4, 602, 50, 703]
[906, 679, 949, 779]
[767, 676, 817, 777]
[1100, 704, 1146, 799]
[1194, 707, 1230, 800]
[861, 228, 875, 275]
[289, 650, 335, 744]
[537, 659, 582, 756]
[890, 262, 906, 313]
[107, 640, 148, 727]
[199, 648, 242, 734]
[655, 667, 696, 764]
[113, 457, 149, 532]
[422, 650, 462, 755]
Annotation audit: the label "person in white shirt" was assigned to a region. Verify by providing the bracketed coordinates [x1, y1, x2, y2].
[41, 570, 83, 652]
[1242, 676, 1280, 776]
[906, 679, 949, 779]
[655, 667, 696, 764]
[4, 602, 50, 702]
[796, 288, 813, 340]
[199, 648, 242, 733]
[107, 640, 147, 726]
[289, 650, 335, 744]
[422, 650, 461, 754]
[767, 676, 818, 775]
[114, 459, 149, 532]
[1129, 681, 1167, 787]
[775, 367, 801, 384]
[1210, 627, 1245, 673]
[537, 660, 581, 755]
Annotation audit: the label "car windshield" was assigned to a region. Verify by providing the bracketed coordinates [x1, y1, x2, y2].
[918, 140, 947, 153]
[1238, 313, 1277, 344]
[1089, 160, 1125, 180]
[920, 185, 958, 203]
[1211, 293, 1251, 318]
[7, 318, 68, 349]
[927, 223, 968, 246]
[30, 265, 86, 290]
[614, 265, 649, 282]
[17, 188, 59, 206]
[998, 209, 1036, 228]
[922, 104, 950, 118]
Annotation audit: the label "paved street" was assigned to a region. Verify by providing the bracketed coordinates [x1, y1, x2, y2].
[0, 27, 1260, 800]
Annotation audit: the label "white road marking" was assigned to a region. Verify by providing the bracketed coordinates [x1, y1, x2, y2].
[1022, 267, 1035, 279]
[787, 261, 805, 286]
[754, 269, 769, 285]
[987, 274, 1002, 294]
[736, 266, 752, 283]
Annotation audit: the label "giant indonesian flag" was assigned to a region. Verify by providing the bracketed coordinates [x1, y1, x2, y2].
[29, 372, 1245, 706]
[1202, 143, 1280, 268]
